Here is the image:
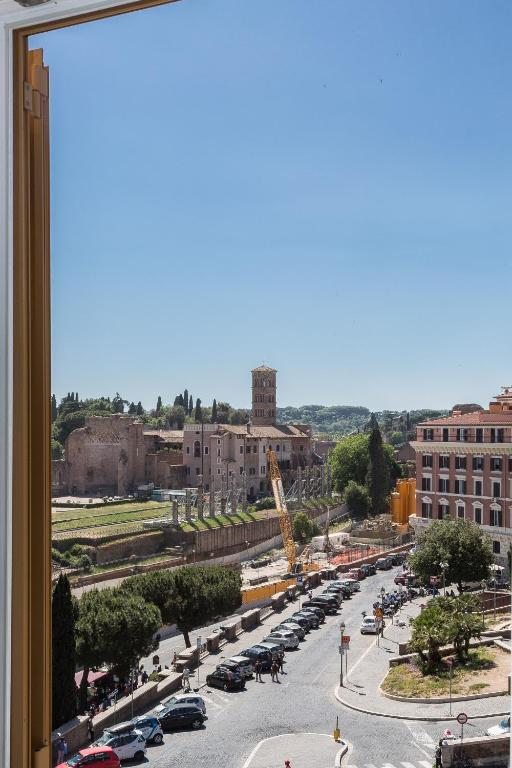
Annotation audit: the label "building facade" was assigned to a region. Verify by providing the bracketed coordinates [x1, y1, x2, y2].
[410, 386, 512, 566]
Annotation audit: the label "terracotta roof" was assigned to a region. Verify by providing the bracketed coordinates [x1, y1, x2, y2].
[144, 430, 184, 441]
[418, 411, 512, 427]
[251, 365, 277, 372]
[218, 424, 309, 438]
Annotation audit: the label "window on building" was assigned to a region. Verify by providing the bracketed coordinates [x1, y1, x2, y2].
[299, 445, 304, 452]
[276, 444, 280, 452]
[474, 480, 482, 496]
[456, 428, 467, 442]
[249, 467, 256, 476]
[218, 469, 221, 475]
[194, 440, 201, 458]
[240, 446, 244, 455]
[263, 445, 266, 453]
[509, 456, 512, 473]
[454, 479, 467, 494]
[423, 428, 434, 441]
[421, 502, 432, 518]
[439, 455, 450, 469]
[492, 481, 501, 498]
[204, 446, 209, 455]
[442, 427, 449, 441]
[195, 467, 200, 475]
[474, 506, 482, 525]
[252, 446, 257, 453]
[457, 504, 465, 519]
[475, 427, 483, 443]
[239, 467, 244, 475]
[246, 446, 251, 453]
[218, 439, 221, 445]
[438, 503, 449, 519]
[491, 428, 504, 443]
[421, 477, 431, 492]
[422, 455, 433, 469]
[261, 466, 266, 475]
[490, 508, 502, 526]
[491, 457, 502, 472]
[205, 483, 210, 491]
[473, 456, 484, 471]
[455, 456, 466, 470]
[186, 467, 191, 475]
[438, 478, 450, 493]
[186, 446, 190, 454]
[493, 540, 501, 554]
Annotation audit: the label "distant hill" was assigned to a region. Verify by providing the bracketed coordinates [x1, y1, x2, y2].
[277, 405, 370, 437]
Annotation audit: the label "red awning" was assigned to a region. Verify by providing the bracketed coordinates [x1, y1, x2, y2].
[74, 669, 108, 688]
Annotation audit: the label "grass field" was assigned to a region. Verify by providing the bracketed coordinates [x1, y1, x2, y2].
[52, 501, 170, 531]
[179, 511, 267, 532]
[381, 647, 505, 698]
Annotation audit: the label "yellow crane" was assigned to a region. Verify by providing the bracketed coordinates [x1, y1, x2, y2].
[268, 448, 298, 573]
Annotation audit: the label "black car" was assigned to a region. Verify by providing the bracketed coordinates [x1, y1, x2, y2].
[206, 667, 245, 692]
[304, 598, 337, 615]
[240, 646, 273, 670]
[360, 564, 376, 577]
[299, 605, 325, 622]
[158, 704, 204, 731]
[290, 613, 315, 630]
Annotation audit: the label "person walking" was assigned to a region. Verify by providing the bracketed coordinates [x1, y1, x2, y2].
[278, 649, 285, 674]
[270, 660, 279, 683]
[182, 667, 191, 692]
[55, 734, 65, 765]
[87, 716, 95, 743]
[254, 659, 263, 682]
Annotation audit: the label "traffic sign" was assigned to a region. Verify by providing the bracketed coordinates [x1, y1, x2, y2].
[339, 621, 346, 631]
[296, 575, 304, 583]
[338, 645, 344, 655]
[342, 634, 350, 649]
[457, 713, 468, 725]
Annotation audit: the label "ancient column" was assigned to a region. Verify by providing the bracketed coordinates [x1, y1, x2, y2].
[197, 481, 204, 521]
[241, 471, 248, 514]
[327, 464, 333, 498]
[230, 477, 237, 516]
[305, 466, 311, 500]
[297, 466, 303, 506]
[172, 499, 179, 525]
[209, 488, 216, 518]
[185, 488, 192, 522]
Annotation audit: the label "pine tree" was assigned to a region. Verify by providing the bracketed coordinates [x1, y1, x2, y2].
[136, 401, 144, 416]
[75, 392, 79, 402]
[366, 417, 390, 515]
[52, 575, 77, 729]
[128, 402, 137, 414]
[174, 395, 180, 406]
[183, 389, 189, 413]
[194, 398, 203, 422]
[51, 394, 58, 422]
[211, 399, 218, 423]
[156, 396, 162, 415]
[188, 394, 193, 416]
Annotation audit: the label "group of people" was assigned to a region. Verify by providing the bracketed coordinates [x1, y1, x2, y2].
[253, 650, 285, 683]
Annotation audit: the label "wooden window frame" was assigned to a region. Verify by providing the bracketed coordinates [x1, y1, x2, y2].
[4, 2, 181, 766]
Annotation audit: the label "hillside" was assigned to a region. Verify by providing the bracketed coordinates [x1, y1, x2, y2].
[277, 405, 370, 437]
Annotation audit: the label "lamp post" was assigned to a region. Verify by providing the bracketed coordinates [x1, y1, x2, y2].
[480, 580, 487, 629]
[440, 561, 448, 596]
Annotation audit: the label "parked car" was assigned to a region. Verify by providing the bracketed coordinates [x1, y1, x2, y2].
[159, 704, 205, 731]
[252, 642, 282, 659]
[326, 584, 351, 599]
[57, 747, 120, 768]
[361, 563, 376, 576]
[303, 598, 337, 615]
[93, 724, 146, 762]
[262, 630, 300, 649]
[206, 667, 246, 691]
[486, 717, 510, 736]
[360, 616, 382, 634]
[240, 646, 273, 670]
[321, 590, 342, 606]
[217, 658, 253, 679]
[308, 594, 340, 609]
[375, 557, 392, 570]
[298, 605, 325, 622]
[222, 655, 255, 678]
[272, 621, 306, 640]
[290, 612, 316, 629]
[342, 578, 360, 592]
[347, 568, 364, 580]
[153, 693, 206, 716]
[130, 715, 164, 744]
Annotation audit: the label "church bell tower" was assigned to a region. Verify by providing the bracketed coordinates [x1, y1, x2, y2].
[251, 365, 277, 426]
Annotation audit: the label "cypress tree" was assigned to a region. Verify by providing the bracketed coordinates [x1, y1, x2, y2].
[188, 394, 193, 416]
[128, 401, 137, 414]
[52, 575, 77, 729]
[183, 389, 189, 413]
[136, 401, 144, 416]
[51, 394, 58, 422]
[211, 399, 218, 423]
[194, 398, 203, 422]
[156, 396, 162, 415]
[366, 417, 390, 515]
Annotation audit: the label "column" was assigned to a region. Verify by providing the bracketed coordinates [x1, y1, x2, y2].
[197, 481, 204, 521]
[209, 488, 216, 518]
[185, 488, 192, 522]
[305, 467, 311, 500]
[230, 477, 237, 516]
[172, 499, 179, 525]
[241, 471, 248, 514]
[297, 467, 303, 506]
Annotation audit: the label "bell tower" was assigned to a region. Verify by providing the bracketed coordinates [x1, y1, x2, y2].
[251, 365, 277, 426]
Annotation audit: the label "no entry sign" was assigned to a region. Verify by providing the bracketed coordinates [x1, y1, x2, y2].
[457, 713, 468, 725]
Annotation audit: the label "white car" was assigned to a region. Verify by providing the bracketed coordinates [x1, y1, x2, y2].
[274, 621, 306, 640]
[130, 715, 164, 744]
[263, 630, 300, 650]
[153, 693, 206, 715]
[360, 616, 381, 634]
[343, 578, 360, 592]
[93, 724, 146, 761]
[486, 717, 510, 737]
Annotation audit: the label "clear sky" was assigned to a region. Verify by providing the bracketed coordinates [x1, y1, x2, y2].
[32, 0, 512, 412]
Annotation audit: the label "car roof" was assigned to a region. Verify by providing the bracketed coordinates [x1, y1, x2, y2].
[104, 722, 136, 733]
[228, 655, 252, 663]
[79, 747, 115, 755]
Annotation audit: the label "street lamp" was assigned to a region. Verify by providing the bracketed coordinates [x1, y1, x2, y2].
[439, 561, 448, 596]
[480, 580, 487, 629]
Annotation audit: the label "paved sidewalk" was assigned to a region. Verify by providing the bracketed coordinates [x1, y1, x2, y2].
[241, 732, 348, 768]
[334, 600, 510, 721]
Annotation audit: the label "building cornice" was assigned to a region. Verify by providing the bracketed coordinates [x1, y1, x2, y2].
[410, 441, 512, 455]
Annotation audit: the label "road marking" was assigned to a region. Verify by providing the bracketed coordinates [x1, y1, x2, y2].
[346, 637, 377, 678]
[403, 721, 435, 758]
[401, 762, 418, 768]
[312, 659, 332, 683]
[241, 733, 333, 768]
[419, 762, 433, 768]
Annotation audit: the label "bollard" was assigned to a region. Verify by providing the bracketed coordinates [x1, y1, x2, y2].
[333, 715, 341, 742]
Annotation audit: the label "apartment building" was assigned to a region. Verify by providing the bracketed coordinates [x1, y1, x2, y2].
[410, 386, 512, 566]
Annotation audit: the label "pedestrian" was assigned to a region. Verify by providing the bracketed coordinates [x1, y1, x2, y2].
[87, 716, 95, 743]
[254, 659, 263, 682]
[182, 667, 190, 692]
[55, 734, 65, 765]
[172, 650, 178, 669]
[141, 670, 148, 685]
[271, 661, 279, 683]
[278, 650, 285, 674]
[308, 590, 313, 600]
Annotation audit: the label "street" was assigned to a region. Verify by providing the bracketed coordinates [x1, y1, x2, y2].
[130, 566, 498, 768]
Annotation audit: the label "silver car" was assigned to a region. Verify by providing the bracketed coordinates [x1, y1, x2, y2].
[153, 693, 206, 716]
[273, 621, 306, 640]
[263, 630, 300, 649]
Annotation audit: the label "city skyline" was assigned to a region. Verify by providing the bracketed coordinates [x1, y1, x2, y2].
[32, 0, 512, 411]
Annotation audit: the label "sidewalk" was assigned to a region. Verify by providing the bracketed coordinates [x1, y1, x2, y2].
[335, 600, 510, 721]
[241, 732, 348, 768]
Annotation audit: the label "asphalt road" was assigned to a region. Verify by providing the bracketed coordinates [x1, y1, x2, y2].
[133, 567, 499, 768]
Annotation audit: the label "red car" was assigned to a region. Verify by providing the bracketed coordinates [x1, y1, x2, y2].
[56, 746, 120, 768]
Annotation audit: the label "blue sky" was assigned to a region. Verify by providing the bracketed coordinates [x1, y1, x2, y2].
[32, 0, 512, 412]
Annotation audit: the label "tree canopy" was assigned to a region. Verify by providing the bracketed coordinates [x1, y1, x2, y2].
[292, 511, 320, 543]
[329, 432, 400, 498]
[366, 419, 390, 514]
[52, 575, 77, 728]
[409, 518, 493, 593]
[121, 565, 242, 648]
[343, 480, 371, 518]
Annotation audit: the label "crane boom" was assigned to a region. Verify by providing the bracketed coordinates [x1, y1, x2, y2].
[268, 448, 297, 572]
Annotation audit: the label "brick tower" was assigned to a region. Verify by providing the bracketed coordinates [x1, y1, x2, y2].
[251, 365, 277, 426]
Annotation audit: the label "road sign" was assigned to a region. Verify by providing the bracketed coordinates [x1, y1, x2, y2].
[338, 645, 344, 655]
[342, 634, 350, 649]
[296, 575, 304, 583]
[457, 713, 468, 725]
[339, 621, 346, 631]
[429, 575, 439, 586]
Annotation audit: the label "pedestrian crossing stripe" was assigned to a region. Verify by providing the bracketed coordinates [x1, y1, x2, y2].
[347, 762, 432, 768]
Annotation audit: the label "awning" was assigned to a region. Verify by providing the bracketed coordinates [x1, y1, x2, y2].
[74, 669, 108, 688]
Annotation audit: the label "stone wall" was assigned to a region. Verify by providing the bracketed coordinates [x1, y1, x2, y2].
[95, 531, 165, 565]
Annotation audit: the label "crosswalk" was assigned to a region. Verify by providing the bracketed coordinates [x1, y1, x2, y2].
[347, 762, 433, 768]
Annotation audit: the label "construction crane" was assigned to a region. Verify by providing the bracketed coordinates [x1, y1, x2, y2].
[267, 448, 298, 573]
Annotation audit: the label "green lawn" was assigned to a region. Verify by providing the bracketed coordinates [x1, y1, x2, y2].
[52, 502, 172, 532]
[382, 647, 495, 698]
[179, 510, 266, 532]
